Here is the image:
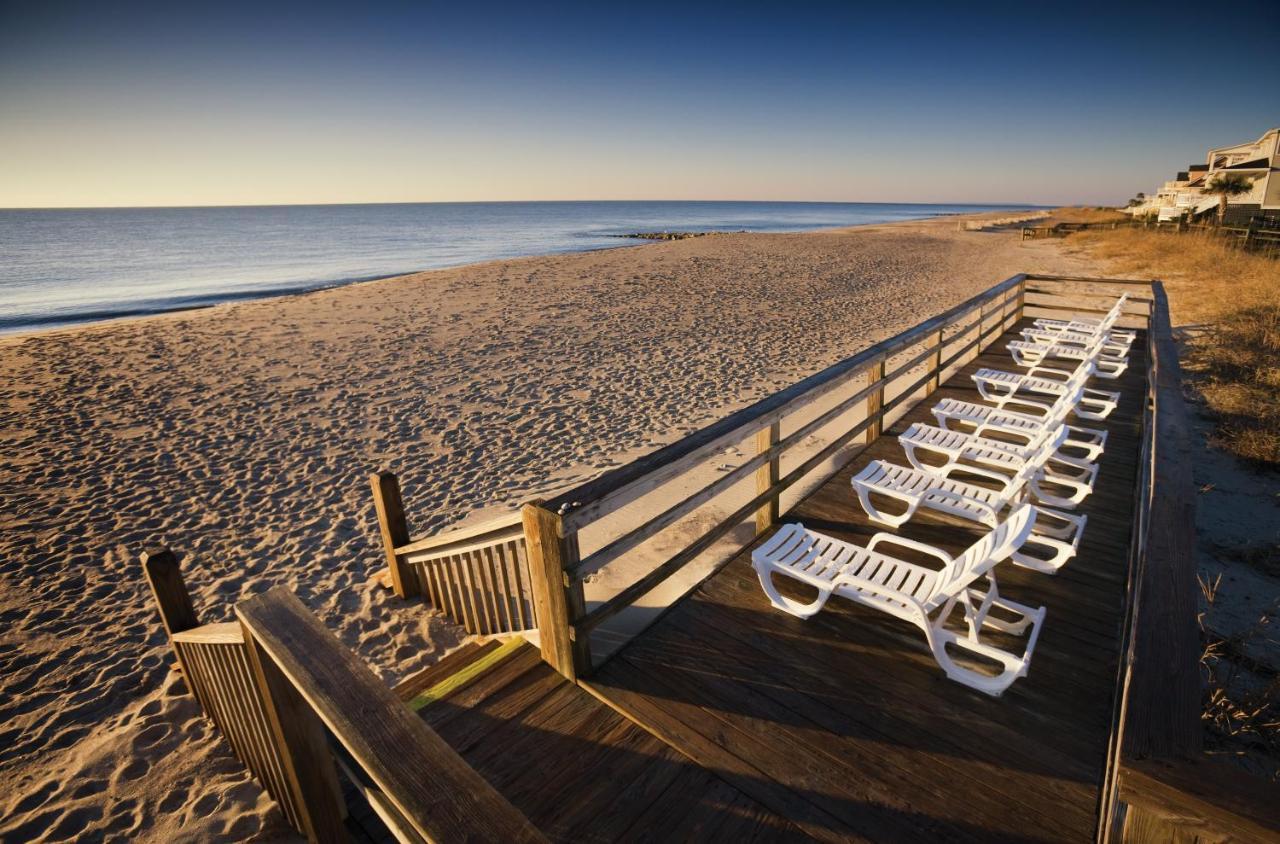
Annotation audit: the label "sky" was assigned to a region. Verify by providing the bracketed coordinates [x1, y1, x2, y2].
[1, 0, 1276, 208]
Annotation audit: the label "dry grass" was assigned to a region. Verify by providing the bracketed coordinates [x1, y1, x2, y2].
[1069, 227, 1280, 466]
[1198, 574, 1280, 780]
[1037, 206, 1130, 226]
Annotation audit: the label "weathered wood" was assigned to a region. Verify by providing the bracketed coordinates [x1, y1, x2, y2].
[141, 547, 199, 641]
[396, 510, 524, 557]
[755, 421, 781, 534]
[548, 274, 1026, 532]
[237, 588, 545, 843]
[521, 502, 579, 680]
[370, 472, 418, 599]
[240, 614, 347, 843]
[1120, 282, 1200, 761]
[576, 346, 956, 636]
[571, 361, 885, 580]
[926, 330, 943, 393]
[1117, 757, 1280, 843]
[865, 359, 886, 441]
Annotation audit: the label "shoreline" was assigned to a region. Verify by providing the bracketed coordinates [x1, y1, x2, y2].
[0, 207, 1044, 342]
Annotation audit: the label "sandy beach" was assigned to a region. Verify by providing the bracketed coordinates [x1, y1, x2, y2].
[0, 214, 1101, 841]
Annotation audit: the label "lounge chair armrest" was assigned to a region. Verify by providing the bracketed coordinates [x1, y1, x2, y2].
[866, 533, 954, 566]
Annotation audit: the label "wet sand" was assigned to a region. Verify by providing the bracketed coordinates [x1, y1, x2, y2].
[0, 213, 1097, 841]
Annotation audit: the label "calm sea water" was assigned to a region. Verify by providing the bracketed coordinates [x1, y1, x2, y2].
[0, 201, 1033, 333]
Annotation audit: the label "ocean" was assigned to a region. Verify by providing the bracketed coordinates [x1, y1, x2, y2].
[0, 201, 1032, 333]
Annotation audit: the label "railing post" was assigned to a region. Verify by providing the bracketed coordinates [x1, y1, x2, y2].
[370, 471, 420, 599]
[1016, 277, 1027, 322]
[926, 330, 943, 395]
[521, 502, 589, 680]
[865, 358, 886, 442]
[142, 547, 199, 642]
[240, 617, 347, 844]
[754, 421, 781, 534]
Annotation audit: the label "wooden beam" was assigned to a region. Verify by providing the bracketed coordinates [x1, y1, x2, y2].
[925, 330, 943, 394]
[237, 588, 544, 843]
[1121, 283, 1201, 761]
[1117, 757, 1280, 842]
[240, 616, 348, 844]
[141, 547, 199, 640]
[521, 502, 580, 681]
[865, 359, 886, 441]
[370, 472, 419, 599]
[754, 421, 780, 534]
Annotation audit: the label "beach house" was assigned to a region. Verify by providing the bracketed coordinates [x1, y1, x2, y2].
[1129, 127, 1280, 221]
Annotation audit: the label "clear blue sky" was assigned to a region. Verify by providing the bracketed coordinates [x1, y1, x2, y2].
[1, 0, 1276, 207]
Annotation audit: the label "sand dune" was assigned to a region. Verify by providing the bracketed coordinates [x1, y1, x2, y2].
[0, 217, 1098, 841]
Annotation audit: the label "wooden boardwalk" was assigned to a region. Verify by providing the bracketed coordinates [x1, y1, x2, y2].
[409, 318, 1147, 842]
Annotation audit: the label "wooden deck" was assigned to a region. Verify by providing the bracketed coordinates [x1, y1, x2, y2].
[408, 317, 1147, 842]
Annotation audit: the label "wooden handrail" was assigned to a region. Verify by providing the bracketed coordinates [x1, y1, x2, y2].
[573, 293, 1022, 636]
[237, 588, 546, 843]
[395, 510, 525, 558]
[546, 273, 1026, 533]
[1118, 281, 1201, 762]
[1117, 757, 1280, 841]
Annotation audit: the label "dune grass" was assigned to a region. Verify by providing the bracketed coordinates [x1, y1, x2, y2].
[1036, 206, 1130, 226]
[1069, 227, 1280, 466]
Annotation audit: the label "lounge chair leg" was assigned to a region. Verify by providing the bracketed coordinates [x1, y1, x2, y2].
[925, 603, 1046, 697]
[754, 565, 831, 619]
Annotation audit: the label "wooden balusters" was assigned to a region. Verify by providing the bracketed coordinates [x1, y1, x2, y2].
[370, 471, 419, 599]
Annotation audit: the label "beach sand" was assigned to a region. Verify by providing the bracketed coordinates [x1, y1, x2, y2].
[0, 214, 1099, 841]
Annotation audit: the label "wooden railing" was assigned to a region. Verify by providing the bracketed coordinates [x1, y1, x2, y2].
[144, 550, 545, 843]
[143, 549, 307, 831]
[371, 473, 537, 637]
[525, 273, 1028, 678]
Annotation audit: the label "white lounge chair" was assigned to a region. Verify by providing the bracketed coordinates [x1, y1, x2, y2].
[1033, 293, 1131, 338]
[752, 505, 1045, 696]
[1007, 339, 1127, 379]
[931, 397, 1107, 461]
[972, 363, 1119, 421]
[849, 451, 1087, 572]
[1021, 326, 1133, 359]
[899, 420, 1097, 482]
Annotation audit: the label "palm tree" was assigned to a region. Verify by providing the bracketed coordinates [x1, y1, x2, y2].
[1205, 173, 1254, 224]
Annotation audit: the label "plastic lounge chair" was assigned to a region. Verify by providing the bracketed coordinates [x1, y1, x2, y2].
[1033, 293, 1130, 337]
[898, 420, 1097, 481]
[752, 504, 1045, 696]
[931, 397, 1107, 461]
[972, 363, 1119, 420]
[849, 446, 1087, 573]
[1007, 340, 1127, 379]
[1021, 326, 1133, 358]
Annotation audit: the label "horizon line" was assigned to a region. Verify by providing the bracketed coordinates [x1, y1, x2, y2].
[0, 198, 1062, 212]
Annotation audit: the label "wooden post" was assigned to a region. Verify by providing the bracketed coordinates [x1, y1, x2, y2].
[1015, 277, 1027, 322]
[370, 472, 419, 599]
[521, 502, 586, 680]
[865, 359, 886, 442]
[141, 548, 202, 681]
[240, 618, 347, 844]
[142, 547, 199, 641]
[754, 421, 781, 534]
[926, 330, 943, 395]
